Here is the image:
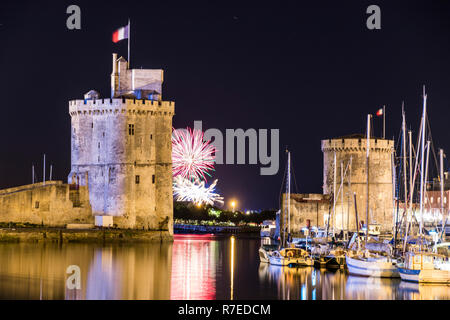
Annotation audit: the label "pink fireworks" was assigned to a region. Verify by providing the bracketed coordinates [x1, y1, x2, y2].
[172, 127, 216, 181]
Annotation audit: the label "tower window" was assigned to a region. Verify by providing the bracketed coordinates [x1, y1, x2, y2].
[98, 142, 100, 148]
[35, 201, 40, 209]
[128, 124, 135, 135]
[103, 132, 105, 137]
[135, 175, 140, 184]
[150, 134, 153, 140]
[152, 175, 155, 184]
[91, 123, 94, 128]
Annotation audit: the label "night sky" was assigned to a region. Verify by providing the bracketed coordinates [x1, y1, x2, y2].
[1, 0, 450, 211]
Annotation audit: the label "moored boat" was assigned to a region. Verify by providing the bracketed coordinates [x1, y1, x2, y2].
[268, 247, 314, 267]
[259, 244, 278, 263]
[346, 251, 400, 278]
[397, 251, 450, 283]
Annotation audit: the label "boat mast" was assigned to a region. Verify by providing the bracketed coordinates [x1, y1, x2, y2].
[348, 157, 353, 239]
[287, 150, 291, 244]
[439, 149, 446, 241]
[402, 108, 408, 238]
[419, 87, 427, 248]
[424, 140, 431, 223]
[341, 161, 344, 235]
[365, 114, 371, 247]
[392, 149, 397, 243]
[333, 151, 337, 237]
[403, 123, 423, 253]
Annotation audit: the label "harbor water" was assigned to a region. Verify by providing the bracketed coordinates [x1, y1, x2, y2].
[0, 234, 448, 300]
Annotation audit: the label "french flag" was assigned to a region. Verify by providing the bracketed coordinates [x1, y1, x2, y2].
[112, 24, 129, 43]
[376, 108, 383, 117]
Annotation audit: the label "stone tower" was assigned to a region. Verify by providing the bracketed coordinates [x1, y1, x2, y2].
[68, 54, 174, 232]
[322, 135, 394, 232]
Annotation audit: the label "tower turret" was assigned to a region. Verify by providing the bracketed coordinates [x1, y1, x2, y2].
[322, 135, 394, 232]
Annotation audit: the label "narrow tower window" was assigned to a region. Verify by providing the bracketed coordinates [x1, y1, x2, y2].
[152, 175, 155, 184]
[135, 175, 140, 184]
[128, 124, 135, 136]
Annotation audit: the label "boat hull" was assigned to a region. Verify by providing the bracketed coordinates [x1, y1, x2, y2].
[398, 267, 450, 284]
[326, 255, 346, 269]
[259, 248, 270, 263]
[268, 255, 314, 267]
[346, 255, 400, 278]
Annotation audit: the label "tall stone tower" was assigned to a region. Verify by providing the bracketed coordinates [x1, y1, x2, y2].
[322, 135, 394, 232]
[68, 54, 174, 232]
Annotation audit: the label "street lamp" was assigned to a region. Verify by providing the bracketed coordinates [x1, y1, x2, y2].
[231, 200, 236, 213]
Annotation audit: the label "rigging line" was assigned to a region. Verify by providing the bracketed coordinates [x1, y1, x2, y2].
[290, 154, 300, 194]
[425, 113, 440, 181]
[394, 126, 402, 152]
[278, 155, 288, 208]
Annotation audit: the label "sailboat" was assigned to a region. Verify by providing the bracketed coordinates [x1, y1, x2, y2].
[397, 89, 450, 283]
[345, 114, 400, 278]
[259, 150, 314, 267]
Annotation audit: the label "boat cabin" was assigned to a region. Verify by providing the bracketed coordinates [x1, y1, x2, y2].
[404, 251, 446, 270]
[276, 248, 308, 258]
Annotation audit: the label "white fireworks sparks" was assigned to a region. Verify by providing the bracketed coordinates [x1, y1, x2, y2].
[172, 128, 216, 181]
[173, 175, 224, 206]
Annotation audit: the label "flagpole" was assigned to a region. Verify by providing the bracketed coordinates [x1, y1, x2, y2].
[383, 105, 386, 139]
[128, 18, 131, 68]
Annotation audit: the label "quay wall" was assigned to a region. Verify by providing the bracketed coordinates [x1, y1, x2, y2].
[0, 228, 173, 243]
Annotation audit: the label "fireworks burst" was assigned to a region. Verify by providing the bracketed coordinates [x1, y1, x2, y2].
[173, 176, 224, 206]
[172, 128, 216, 181]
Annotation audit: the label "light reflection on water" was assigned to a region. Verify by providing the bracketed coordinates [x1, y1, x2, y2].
[0, 235, 448, 300]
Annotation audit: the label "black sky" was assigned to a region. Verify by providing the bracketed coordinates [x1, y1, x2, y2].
[1, 0, 450, 211]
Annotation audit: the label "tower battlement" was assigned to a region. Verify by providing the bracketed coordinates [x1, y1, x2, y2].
[321, 137, 393, 153]
[69, 99, 174, 116]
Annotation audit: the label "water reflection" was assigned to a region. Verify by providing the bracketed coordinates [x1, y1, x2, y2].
[170, 234, 217, 300]
[257, 262, 450, 300]
[0, 237, 448, 300]
[0, 243, 172, 300]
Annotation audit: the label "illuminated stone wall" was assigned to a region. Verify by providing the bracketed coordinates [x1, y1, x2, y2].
[322, 137, 394, 232]
[0, 181, 92, 226]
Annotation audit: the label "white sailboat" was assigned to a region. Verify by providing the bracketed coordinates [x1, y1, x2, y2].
[345, 114, 400, 278]
[259, 150, 314, 267]
[346, 252, 400, 278]
[397, 88, 450, 284]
